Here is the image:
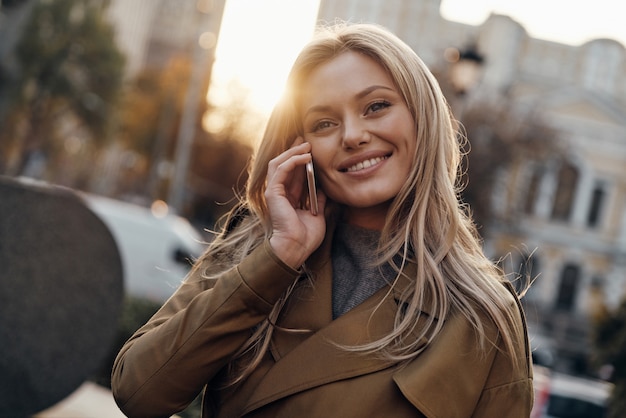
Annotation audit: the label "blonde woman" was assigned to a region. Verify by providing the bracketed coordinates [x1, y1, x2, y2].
[112, 22, 533, 418]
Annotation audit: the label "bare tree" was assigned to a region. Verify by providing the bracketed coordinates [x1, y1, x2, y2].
[457, 98, 560, 234]
[0, 0, 124, 178]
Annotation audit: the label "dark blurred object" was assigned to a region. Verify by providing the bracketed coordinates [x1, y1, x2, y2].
[591, 298, 626, 417]
[1, 0, 29, 8]
[0, 176, 124, 416]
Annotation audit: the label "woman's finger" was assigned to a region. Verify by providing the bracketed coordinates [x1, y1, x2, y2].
[266, 140, 311, 207]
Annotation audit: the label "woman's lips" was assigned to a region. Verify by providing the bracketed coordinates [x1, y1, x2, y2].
[345, 155, 389, 172]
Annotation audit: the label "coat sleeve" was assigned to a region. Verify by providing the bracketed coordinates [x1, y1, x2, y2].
[111, 240, 300, 418]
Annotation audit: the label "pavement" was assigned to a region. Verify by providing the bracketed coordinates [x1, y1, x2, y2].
[34, 382, 126, 418]
[33, 383, 184, 418]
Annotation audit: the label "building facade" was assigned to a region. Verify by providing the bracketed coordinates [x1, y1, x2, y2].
[105, 0, 226, 77]
[317, 0, 626, 374]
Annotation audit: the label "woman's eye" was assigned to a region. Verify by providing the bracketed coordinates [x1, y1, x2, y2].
[367, 101, 391, 114]
[311, 120, 334, 132]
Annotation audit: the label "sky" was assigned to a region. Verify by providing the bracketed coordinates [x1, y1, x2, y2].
[210, 0, 626, 115]
[440, 0, 626, 47]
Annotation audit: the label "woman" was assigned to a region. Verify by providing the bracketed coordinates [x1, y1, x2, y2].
[112, 22, 533, 417]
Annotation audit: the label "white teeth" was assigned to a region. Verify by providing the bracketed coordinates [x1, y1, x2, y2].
[346, 156, 387, 172]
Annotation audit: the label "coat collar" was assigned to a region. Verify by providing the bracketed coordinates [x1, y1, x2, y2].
[268, 221, 430, 360]
[240, 223, 432, 415]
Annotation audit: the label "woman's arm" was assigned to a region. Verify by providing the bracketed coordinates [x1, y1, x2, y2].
[112, 139, 327, 417]
[111, 241, 300, 418]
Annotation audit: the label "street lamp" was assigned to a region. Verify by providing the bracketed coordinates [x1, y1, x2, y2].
[444, 45, 485, 96]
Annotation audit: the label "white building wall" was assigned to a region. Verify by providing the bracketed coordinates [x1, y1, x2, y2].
[105, 0, 225, 77]
[105, 0, 160, 77]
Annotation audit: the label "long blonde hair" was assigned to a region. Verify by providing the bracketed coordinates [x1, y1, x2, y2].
[200, 22, 524, 382]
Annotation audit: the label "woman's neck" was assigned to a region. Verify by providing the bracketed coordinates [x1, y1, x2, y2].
[342, 201, 390, 231]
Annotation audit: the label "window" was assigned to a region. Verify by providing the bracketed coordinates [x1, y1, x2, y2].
[551, 162, 579, 222]
[555, 264, 580, 311]
[587, 185, 605, 227]
[524, 168, 542, 215]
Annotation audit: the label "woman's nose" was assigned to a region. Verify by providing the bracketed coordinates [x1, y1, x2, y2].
[341, 116, 370, 149]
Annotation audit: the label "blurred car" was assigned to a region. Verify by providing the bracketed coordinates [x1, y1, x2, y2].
[82, 194, 207, 303]
[532, 365, 613, 418]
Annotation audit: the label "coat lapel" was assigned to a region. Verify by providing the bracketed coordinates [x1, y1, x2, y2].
[242, 285, 404, 415]
[241, 228, 432, 415]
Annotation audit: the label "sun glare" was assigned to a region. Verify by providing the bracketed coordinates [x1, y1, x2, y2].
[209, 0, 320, 116]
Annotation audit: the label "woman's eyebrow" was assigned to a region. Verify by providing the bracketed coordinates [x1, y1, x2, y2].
[355, 84, 394, 100]
[303, 104, 333, 119]
[303, 85, 395, 119]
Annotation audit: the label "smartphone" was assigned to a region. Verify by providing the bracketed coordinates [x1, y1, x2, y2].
[306, 160, 318, 215]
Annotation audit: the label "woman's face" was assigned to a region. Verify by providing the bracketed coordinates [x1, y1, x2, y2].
[300, 51, 417, 229]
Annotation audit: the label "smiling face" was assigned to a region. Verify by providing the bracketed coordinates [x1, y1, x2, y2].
[300, 51, 417, 230]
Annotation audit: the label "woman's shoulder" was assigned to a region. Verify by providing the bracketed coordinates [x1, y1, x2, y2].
[482, 278, 533, 384]
[393, 278, 533, 416]
[492, 278, 527, 324]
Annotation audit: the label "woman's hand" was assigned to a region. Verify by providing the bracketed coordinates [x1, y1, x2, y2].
[265, 138, 326, 269]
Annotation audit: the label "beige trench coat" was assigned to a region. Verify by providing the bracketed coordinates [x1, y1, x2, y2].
[112, 229, 534, 418]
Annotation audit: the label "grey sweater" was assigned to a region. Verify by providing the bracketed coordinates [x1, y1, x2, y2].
[331, 223, 397, 319]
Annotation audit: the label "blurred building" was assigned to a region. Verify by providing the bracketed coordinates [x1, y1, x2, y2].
[95, 0, 227, 201]
[0, 1, 32, 71]
[318, 0, 626, 374]
[104, 0, 225, 77]
[0, 0, 35, 124]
